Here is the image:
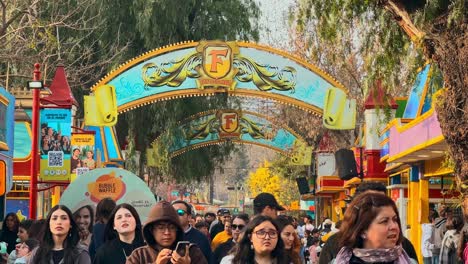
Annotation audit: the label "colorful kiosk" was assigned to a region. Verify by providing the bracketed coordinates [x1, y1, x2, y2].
[380, 64, 455, 261]
[0, 87, 15, 218]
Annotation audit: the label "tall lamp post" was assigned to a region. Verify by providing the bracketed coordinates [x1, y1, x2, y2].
[28, 63, 42, 219]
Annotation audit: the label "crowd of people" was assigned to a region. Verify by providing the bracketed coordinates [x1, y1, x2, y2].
[0, 182, 467, 263]
[40, 126, 71, 155]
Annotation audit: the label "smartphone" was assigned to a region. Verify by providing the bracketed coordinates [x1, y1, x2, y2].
[175, 241, 190, 256]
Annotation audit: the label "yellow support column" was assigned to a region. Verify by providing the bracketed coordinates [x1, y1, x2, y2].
[418, 179, 429, 258]
[408, 166, 422, 263]
[51, 185, 62, 207]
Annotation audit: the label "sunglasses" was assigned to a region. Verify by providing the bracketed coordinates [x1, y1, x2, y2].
[231, 224, 245, 230]
[176, 209, 187, 216]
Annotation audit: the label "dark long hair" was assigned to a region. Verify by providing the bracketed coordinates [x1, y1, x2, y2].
[339, 192, 403, 249]
[275, 215, 301, 264]
[28, 219, 46, 240]
[1, 212, 19, 232]
[103, 203, 144, 245]
[33, 205, 81, 264]
[72, 205, 94, 233]
[95, 198, 116, 224]
[231, 215, 288, 264]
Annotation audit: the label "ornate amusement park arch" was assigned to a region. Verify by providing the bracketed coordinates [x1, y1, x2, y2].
[148, 109, 311, 164]
[90, 40, 348, 116]
[87, 40, 349, 162]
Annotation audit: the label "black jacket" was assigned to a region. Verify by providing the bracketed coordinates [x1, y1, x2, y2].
[213, 239, 235, 264]
[0, 228, 18, 253]
[93, 238, 145, 264]
[210, 222, 224, 240]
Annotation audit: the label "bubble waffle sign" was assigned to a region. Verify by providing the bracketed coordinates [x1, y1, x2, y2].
[87, 171, 126, 202]
[59, 168, 156, 222]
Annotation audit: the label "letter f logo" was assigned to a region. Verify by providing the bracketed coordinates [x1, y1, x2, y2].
[203, 45, 232, 79]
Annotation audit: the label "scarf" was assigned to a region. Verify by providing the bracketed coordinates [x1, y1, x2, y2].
[334, 245, 412, 264]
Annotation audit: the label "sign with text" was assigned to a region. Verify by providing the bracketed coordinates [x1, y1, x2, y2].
[39, 109, 72, 181]
[59, 168, 156, 222]
[317, 153, 336, 177]
[70, 133, 96, 181]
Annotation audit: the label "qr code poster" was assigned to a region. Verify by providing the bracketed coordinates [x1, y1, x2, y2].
[48, 151, 64, 167]
[39, 108, 72, 181]
[76, 167, 90, 177]
[40, 157, 71, 181]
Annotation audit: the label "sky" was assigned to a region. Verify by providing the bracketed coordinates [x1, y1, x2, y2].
[255, 0, 295, 51]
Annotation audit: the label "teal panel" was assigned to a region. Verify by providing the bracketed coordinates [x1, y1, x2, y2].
[104, 42, 341, 113]
[85, 126, 105, 162]
[403, 64, 430, 119]
[13, 123, 31, 159]
[1, 87, 15, 192]
[109, 49, 195, 107]
[410, 165, 420, 182]
[165, 111, 303, 155]
[103, 126, 120, 160]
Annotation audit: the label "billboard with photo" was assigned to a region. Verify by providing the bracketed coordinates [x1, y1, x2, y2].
[70, 133, 96, 181]
[39, 108, 72, 181]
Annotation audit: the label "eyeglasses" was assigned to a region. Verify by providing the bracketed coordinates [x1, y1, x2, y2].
[254, 229, 278, 239]
[154, 223, 177, 232]
[176, 209, 187, 216]
[231, 224, 245, 230]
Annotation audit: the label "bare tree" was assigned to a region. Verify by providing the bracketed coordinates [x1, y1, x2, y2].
[0, 0, 129, 92]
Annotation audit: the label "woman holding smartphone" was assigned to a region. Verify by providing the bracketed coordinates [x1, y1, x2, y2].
[126, 201, 207, 264]
[93, 203, 145, 264]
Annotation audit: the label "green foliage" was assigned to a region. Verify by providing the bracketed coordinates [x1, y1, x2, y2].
[269, 147, 308, 181]
[1, 0, 260, 183]
[291, 0, 429, 98]
[119, 94, 243, 182]
[100, 0, 260, 182]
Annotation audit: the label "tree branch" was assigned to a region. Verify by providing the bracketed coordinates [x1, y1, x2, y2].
[381, 0, 425, 42]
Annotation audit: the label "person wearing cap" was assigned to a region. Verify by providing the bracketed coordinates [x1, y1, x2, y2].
[210, 209, 231, 240]
[253, 192, 285, 219]
[126, 201, 207, 264]
[171, 200, 213, 264]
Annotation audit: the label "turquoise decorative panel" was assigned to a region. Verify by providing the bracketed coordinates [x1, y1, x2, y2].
[153, 110, 306, 158]
[403, 64, 430, 119]
[92, 41, 346, 115]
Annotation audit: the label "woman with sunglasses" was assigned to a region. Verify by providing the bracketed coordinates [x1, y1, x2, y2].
[93, 203, 145, 264]
[214, 214, 249, 264]
[221, 215, 288, 264]
[126, 201, 207, 264]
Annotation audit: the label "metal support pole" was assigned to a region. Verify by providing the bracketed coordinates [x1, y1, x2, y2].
[29, 63, 41, 219]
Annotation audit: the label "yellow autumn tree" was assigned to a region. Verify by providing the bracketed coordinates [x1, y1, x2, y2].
[246, 160, 300, 208]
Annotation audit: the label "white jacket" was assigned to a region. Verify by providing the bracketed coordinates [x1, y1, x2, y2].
[421, 223, 434, 257]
